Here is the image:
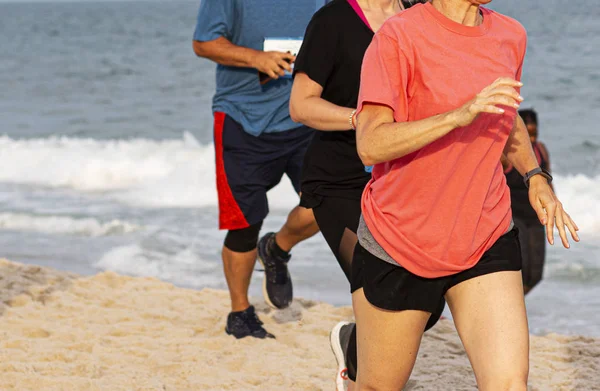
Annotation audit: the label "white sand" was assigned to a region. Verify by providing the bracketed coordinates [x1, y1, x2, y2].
[0, 259, 598, 391]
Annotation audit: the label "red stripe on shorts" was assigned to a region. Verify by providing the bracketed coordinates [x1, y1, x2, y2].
[214, 112, 249, 230]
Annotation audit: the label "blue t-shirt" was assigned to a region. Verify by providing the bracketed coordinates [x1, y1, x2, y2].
[194, 0, 326, 136]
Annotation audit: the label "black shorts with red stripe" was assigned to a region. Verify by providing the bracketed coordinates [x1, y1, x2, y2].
[213, 112, 313, 230]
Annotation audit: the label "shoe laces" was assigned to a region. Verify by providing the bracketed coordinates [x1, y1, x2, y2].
[244, 310, 265, 332]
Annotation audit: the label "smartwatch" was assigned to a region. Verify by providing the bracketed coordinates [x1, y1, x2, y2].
[523, 167, 552, 188]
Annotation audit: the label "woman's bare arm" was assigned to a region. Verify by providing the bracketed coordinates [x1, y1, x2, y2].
[356, 77, 523, 166]
[289, 73, 355, 131]
[356, 104, 458, 165]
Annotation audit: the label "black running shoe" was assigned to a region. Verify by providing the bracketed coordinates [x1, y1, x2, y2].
[225, 305, 275, 339]
[257, 232, 293, 309]
[330, 321, 354, 391]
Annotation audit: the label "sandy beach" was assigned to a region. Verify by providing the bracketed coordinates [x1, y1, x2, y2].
[0, 259, 598, 391]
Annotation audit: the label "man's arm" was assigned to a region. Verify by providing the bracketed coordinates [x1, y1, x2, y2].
[193, 37, 259, 68]
[192, 0, 293, 79]
[192, 37, 294, 79]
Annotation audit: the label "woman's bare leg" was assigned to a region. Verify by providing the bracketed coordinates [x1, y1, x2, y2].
[445, 271, 529, 391]
[352, 288, 430, 390]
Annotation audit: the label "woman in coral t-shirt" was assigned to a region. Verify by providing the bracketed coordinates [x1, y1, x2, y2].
[352, 0, 580, 388]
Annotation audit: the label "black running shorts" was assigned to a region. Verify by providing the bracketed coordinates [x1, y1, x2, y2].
[213, 112, 312, 230]
[351, 228, 522, 314]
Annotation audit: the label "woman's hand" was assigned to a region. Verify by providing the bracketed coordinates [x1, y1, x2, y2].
[451, 78, 524, 128]
[528, 175, 580, 248]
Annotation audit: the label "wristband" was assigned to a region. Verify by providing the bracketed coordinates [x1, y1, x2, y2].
[523, 167, 552, 188]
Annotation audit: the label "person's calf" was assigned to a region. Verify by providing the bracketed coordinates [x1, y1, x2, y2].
[221, 223, 262, 312]
[221, 246, 257, 312]
[276, 206, 319, 252]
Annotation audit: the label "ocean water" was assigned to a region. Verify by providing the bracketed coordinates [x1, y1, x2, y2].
[1, 0, 598, 337]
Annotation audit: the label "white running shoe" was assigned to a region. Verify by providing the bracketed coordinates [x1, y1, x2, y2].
[330, 321, 354, 391]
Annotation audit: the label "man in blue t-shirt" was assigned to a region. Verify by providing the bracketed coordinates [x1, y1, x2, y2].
[193, 0, 324, 339]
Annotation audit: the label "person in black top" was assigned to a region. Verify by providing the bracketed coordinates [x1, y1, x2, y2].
[503, 109, 552, 294]
[290, 1, 433, 389]
[291, 0, 374, 281]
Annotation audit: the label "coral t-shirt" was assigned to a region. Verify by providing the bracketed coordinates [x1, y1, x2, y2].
[356, 3, 527, 278]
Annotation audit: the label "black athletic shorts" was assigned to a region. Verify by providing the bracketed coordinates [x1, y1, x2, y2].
[351, 228, 522, 314]
[213, 112, 313, 230]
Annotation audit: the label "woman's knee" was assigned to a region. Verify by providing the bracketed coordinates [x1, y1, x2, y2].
[481, 372, 528, 391]
[504, 378, 528, 391]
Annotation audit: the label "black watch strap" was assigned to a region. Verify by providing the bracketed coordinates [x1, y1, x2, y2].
[523, 167, 553, 188]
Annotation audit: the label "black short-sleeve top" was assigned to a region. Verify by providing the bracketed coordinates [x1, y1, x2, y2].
[294, 0, 374, 203]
